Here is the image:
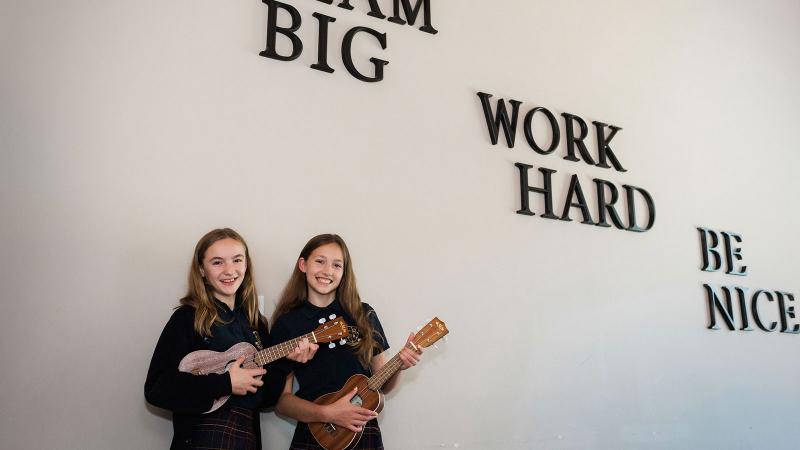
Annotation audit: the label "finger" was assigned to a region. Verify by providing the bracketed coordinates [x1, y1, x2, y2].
[402, 348, 418, 359]
[355, 411, 377, 420]
[235, 355, 246, 367]
[290, 346, 309, 363]
[298, 349, 309, 363]
[399, 352, 417, 367]
[356, 407, 378, 416]
[253, 379, 264, 387]
[404, 347, 422, 361]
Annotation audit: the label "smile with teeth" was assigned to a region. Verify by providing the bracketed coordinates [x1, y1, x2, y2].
[220, 277, 238, 286]
[316, 276, 333, 285]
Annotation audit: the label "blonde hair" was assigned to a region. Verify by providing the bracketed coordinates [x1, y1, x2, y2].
[179, 228, 266, 337]
[273, 234, 380, 368]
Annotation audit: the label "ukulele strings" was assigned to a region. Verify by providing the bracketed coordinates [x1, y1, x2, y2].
[240, 334, 308, 367]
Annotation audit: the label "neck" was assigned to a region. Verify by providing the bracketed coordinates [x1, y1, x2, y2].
[307, 291, 335, 308]
[217, 295, 236, 310]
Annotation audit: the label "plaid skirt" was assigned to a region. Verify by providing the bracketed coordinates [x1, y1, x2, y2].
[189, 405, 257, 450]
[289, 419, 383, 450]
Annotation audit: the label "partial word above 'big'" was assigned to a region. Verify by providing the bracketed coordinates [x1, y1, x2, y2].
[259, 0, 437, 83]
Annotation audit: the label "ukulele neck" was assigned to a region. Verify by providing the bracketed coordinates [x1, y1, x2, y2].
[366, 342, 416, 390]
[252, 332, 314, 366]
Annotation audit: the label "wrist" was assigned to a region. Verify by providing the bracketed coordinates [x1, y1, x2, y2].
[319, 404, 333, 423]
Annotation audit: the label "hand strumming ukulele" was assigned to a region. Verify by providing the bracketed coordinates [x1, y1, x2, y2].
[309, 317, 449, 450]
[179, 316, 349, 413]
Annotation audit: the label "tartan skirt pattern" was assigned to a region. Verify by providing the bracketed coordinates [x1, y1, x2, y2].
[189, 405, 257, 450]
[289, 419, 383, 450]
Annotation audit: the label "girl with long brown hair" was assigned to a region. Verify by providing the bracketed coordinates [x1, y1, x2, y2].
[145, 228, 317, 449]
[269, 234, 423, 450]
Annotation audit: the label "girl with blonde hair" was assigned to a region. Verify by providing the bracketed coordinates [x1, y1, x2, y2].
[145, 228, 317, 449]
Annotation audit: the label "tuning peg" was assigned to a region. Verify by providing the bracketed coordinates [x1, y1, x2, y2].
[328, 343, 335, 349]
[319, 318, 326, 324]
[328, 314, 336, 320]
[339, 339, 346, 345]
[433, 344, 439, 350]
[443, 336, 449, 342]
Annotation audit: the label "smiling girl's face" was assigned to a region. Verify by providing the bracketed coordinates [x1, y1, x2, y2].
[299, 242, 344, 305]
[200, 237, 247, 306]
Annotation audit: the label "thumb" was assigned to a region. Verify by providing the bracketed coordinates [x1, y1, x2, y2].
[344, 387, 358, 400]
[234, 355, 246, 367]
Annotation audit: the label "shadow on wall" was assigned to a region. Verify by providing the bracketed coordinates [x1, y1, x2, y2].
[145, 401, 171, 422]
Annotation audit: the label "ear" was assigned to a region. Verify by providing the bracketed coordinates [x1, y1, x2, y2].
[199, 269, 205, 277]
[298, 257, 307, 273]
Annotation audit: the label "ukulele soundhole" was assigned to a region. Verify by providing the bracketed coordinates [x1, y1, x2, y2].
[350, 394, 363, 407]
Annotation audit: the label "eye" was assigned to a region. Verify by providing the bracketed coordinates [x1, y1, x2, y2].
[234, 257, 244, 263]
[211, 260, 222, 265]
[333, 263, 343, 269]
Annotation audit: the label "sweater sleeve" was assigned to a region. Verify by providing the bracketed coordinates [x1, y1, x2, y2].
[144, 306, 233, 414]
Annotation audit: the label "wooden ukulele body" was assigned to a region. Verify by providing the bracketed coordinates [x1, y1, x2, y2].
[309, 374, 385, 450]
[308, 317, 449, 450]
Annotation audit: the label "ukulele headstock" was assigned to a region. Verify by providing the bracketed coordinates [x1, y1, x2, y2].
[312, 316, 349, 344]
[411, 317, 449, 349]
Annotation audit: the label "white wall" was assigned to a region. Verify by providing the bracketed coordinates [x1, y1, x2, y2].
[2, 0, 799, 449]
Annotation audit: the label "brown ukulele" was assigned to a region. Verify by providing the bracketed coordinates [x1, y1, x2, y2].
[309, 317, 449, 450]
[179, 315, 349, 413]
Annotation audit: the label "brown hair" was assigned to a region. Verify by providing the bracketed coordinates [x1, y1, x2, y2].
[273, 234, 379, 368]
[179, 228, 266, 337]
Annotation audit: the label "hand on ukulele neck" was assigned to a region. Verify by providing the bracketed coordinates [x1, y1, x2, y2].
[398, 332, 423, 370]
[286, 337, 318, 363]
